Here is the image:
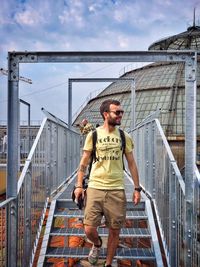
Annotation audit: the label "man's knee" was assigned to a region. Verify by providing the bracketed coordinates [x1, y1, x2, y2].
[84, 225, 97, 236]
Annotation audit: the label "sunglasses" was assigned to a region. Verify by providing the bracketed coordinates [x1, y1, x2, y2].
[109, 110, 124, 116]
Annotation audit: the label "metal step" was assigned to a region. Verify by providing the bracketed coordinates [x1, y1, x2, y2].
[38, 198, 163, 267]
[54, 209, 148, 220]
[56, 199, 146, 211]
[50, 227, 151, 238]
[45, 247, 156, 261]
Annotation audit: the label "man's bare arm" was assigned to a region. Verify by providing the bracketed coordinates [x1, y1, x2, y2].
[125, 151, 141, 204]
[75, 150, 91, 195]
[125, 151, 140, 187]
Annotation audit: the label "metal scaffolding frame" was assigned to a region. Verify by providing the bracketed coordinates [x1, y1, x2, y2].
[68, 77, 135, 128]
[6, 50, 197, 267]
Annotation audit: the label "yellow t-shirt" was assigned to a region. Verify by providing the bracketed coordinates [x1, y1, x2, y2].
[83, 127, 134, 190]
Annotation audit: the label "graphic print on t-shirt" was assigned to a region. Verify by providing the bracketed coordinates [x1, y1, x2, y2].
[96, 135, 122, 162]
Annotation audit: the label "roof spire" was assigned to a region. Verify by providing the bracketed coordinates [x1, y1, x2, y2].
[193, 7, 196, 27]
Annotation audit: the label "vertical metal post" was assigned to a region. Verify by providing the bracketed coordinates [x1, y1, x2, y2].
[23, 167, 32, 266]
[144, 124, 149, 191]
[66, 129, 70, 177]
[7, 85, 19, 197]
[169, 167, 177, 266]
[20, 99, 31, 153]
[18, 101, 21, 170]
[184, 54, 197, 267]
[7, 53, 19, 267]
[69, 131, 72, 175]
[131, 80, 136, 130]
[52, 124, 57, 190]
[7, 200, 18, 267]
[148, 122, 154, 196]
[68, 79, 72, 129]
[28, 102, 30, 150]
[46, 121, 51, 196]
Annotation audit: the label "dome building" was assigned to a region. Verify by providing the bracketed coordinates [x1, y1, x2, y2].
[73, 24, 200, 168]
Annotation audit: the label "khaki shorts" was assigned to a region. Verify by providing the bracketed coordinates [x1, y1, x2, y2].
[84, 188, 127, 229]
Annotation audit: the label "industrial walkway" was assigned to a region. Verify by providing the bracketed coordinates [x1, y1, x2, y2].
[0, 111, 199, 267]
[37, 173, 162, 266]
[0, 46, 200, 267]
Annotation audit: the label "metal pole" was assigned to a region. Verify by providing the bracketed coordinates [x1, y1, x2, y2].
[18, 102, 20, 170]
[7, 80, 19, 197]
[131, 80, 136, 129]
[28, 102, 30, 151]
[68, 79, 72, 128]
[184, 53, 197, 267]
[7, 54, 19, 267]
[23, 167, 32, 266]
[68, 77, 134, 129]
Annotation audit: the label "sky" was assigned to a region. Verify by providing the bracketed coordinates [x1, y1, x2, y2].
[0, 0, 199, 124]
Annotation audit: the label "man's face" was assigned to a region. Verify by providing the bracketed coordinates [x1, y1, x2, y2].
[106, 104, 124, 126]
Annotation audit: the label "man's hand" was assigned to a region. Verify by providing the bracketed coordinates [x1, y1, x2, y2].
[74, 187, 84, 200]
[133, 191, 141, 205]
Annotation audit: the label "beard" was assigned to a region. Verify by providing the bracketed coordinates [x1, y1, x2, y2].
[108, 117, 121, 126]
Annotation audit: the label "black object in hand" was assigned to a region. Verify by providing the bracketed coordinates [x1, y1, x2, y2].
[76, 195, 84, 210]
[71, 186, 84, 210]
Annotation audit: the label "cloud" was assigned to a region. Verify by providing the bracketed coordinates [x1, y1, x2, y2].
[14, 8, 45, 26]
[0, 0, 200, 122]
[117, 35, 129, 48]
[59, 6, 85, 29]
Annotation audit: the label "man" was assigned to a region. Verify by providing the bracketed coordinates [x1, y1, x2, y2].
[2, 131, 7, 154]
[75, 99, 141, 267]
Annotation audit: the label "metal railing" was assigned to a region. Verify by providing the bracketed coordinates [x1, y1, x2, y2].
[130, 119, 200, 267]
[193, 167, 200, 267]
[0, 128, 39, 162]
[0, 115, 80, 267]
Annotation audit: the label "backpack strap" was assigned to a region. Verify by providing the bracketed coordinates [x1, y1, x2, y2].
[88, 128, 126, 173]
[92, 129, 97, 162]
[88, 129, 97, 175]
[119, 128, 126, 170]
[119, 128, 126, 154]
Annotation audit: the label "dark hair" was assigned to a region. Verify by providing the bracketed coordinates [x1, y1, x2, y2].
[100, 99, 120, 120]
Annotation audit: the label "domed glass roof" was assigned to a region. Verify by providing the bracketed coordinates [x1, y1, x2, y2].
[73, 25, 200, 137]
[148, 26, 200, 50]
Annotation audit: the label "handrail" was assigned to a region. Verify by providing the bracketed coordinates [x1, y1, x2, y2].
[155, 119, 185, 193]
[130, 118, 198, 267]
[17, 117, 47, 193]
[41, 107, 70, 129]
[0, 197, 15, 208]
[195, 165, 200, 183]
[0, 112, 81, 267]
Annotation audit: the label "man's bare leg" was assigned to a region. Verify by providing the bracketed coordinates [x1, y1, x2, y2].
[105, 228, 120, 266]
[84, 225, 101, 246]
[85, 225, 102, 265]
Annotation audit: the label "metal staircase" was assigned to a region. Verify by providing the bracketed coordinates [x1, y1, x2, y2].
[37, 175, 164, 266]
